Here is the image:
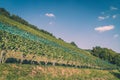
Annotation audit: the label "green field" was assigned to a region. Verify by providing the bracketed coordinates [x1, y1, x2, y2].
[0, 64, 120, 80]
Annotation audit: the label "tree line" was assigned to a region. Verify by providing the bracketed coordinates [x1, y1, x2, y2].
[88, 46, 120, 66]
[0, 8, 54, 37]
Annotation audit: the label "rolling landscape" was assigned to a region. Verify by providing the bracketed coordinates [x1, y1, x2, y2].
[0, 0, 120, 80]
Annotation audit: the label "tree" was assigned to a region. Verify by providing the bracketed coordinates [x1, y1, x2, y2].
[58, 38, 64, 41]
[91, 46, 119, 66]
[0, 8, 10, 17]
[113, 54, 120, 66]
[10, 14, 28, 25]
[70, 41, 78, 47]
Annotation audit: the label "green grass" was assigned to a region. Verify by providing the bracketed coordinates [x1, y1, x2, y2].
[0, 63, 120, 80]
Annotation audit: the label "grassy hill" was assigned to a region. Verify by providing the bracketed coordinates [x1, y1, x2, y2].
[0, 8, 120, 80]
[0, 64, 120, 80]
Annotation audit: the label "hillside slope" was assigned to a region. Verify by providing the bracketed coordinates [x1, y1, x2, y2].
[0, 14, 119, 69]
[0, 8, 120, 80]
[0, 64, 120, 80]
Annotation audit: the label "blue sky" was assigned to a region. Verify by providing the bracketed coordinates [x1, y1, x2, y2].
[0, 0, 120, 52]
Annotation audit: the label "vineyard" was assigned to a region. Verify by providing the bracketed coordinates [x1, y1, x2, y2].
[0, 22, 119, 70]
[0, 8, 120, 80]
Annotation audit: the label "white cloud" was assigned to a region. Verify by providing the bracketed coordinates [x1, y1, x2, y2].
[98, 16, 109, 20]
[45, 13, 55, 17]
[94, 25, 115, 32]
[114, 34, 119, 38]
[110, 6, 118, 10]
[98, 16, 105, 20]
[112, 15, 117, 19]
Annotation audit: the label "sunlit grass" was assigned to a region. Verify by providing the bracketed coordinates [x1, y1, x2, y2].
[0, 64, 120, 80]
